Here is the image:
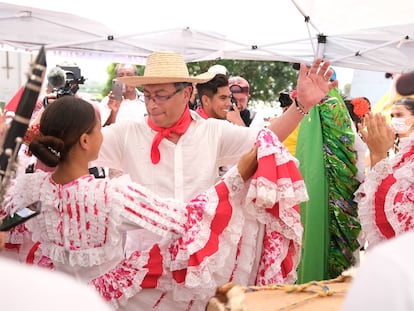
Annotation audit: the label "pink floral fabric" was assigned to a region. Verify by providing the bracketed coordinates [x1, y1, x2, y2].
[355, 133, 414, 249]
[3, 128, 308, 310]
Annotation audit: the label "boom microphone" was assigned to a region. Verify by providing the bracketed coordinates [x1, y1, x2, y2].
[396, 70, 414, 96]
[47, 66, 66, 89]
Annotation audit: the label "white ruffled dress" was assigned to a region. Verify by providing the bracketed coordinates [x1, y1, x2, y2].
[3, 129, 308, 311]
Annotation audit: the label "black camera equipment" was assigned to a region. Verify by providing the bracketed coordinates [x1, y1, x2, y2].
[55, 65, 85, 98]
[278, 91, 293, 108]
[43, 65, 86, 107]
[229, 95, 237, 111]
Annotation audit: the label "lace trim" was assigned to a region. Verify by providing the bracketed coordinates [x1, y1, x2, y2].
[90, 250, 149, 308]
[247, 177, 306, 243]
[168, 129, 307, 301]
[168, 169, 248, 301]
[355, 144, 414, 249]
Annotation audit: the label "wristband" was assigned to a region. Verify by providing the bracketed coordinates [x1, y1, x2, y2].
[294, 98, 309, 116]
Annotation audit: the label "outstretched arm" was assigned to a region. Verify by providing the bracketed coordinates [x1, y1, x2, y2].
[268, 59, 338, 141]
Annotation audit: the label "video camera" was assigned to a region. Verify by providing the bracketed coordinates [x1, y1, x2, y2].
[55, 65, 86, 98]
[278, 91, 293, 108]
[43, 65, 86, 107]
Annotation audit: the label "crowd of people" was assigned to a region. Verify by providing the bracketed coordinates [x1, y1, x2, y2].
[1, 49, 414, 311]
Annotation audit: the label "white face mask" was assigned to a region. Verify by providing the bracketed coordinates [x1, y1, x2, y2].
[391, 117, 412, 134]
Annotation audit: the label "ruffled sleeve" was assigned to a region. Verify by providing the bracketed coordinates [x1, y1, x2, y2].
[1, 171, 50, 245]
[92, 128, 308, 307]
[355, 143, 414, 249]
[167, 129, 306, 300]
[244, 129, 307, 285]
[108, 175, 188, 239]
[90, 168, 248, 307]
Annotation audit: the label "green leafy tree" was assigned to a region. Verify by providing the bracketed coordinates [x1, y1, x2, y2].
[102, 60, 297, 104]
[188, 60, 298, 103]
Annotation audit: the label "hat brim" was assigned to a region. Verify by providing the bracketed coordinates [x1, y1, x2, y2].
[118, 72, 215, 86]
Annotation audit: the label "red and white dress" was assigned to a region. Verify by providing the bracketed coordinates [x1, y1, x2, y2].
[355, 132, 414, 249]
[3, 129, 308, 311]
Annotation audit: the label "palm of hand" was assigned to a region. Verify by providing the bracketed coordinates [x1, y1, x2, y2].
[296, 59, 338, 109]
[361, 114, 394, 154]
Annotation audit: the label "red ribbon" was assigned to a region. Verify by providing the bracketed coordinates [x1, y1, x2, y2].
[147, 105, 192, 164]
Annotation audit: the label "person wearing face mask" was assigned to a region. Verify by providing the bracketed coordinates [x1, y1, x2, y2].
[389, 97, 414, 154]
[355, 108, 414, 251]
[341, 72, 414, 311]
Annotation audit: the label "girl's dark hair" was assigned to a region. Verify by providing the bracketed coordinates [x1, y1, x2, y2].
[29, 96, 97, 167]
[394, 97, 414, 115]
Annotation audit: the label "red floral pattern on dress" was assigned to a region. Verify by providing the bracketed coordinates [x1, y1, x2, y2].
[3, 128, 308, 309]
[23, 123, 40, 155]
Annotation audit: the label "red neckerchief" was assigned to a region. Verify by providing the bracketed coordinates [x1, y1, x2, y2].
[195, 106, 209, 119]
[147, 105, 192, 164]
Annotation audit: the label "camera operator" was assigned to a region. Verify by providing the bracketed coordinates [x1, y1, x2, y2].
[279, 90, 295, 113]
[228, 76, 266, 128]
[278, 90, 299, 156]
[43, 65, 85, 107]
[23, 65, 105, 178]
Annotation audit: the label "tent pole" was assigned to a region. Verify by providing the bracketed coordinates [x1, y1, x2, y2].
[330, 36, 411, 63]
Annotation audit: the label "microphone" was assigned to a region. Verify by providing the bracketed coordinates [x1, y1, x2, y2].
[396, 71, 414, 96]
[47, 66, 66, 88]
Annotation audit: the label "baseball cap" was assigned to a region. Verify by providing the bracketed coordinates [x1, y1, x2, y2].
[229, 76, 250, 94]
[208, 64, 229, 76]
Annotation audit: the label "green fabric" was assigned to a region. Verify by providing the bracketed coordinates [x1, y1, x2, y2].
[320, 96, 361, 279]
[296, 90, 361, 283]
[296, 106, 329, 283]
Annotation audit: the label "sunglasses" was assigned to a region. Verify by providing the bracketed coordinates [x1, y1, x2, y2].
[230, 85, 249, 94]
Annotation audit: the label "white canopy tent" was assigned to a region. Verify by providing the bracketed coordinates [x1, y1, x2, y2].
[0, 0, 413, 73]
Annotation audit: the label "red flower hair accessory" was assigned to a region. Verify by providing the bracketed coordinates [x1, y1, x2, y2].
[23, 123, 41, 156]
[351, 97, 371, 119]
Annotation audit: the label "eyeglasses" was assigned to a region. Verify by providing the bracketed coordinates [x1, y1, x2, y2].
[230, 85, 249, 94]
[143, 88, 182, 103]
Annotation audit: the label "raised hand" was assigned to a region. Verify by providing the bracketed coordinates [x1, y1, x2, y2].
[358, 113, 395, 166]
[296, 59, 339, 111]
[107, 92, 122, 114]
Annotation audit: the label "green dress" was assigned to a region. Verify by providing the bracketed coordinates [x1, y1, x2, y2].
[296, 89, 361, 283]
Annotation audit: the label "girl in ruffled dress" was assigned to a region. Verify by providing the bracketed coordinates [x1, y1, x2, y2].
[2, 95, 308, 311]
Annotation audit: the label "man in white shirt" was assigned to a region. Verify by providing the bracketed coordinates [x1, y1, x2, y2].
[92, 50, 337, 309]
[95, 51, 336, 201]
[100, 63, 146, 125]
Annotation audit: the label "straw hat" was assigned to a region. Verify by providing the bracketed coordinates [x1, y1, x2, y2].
[117, 51, 216, 86]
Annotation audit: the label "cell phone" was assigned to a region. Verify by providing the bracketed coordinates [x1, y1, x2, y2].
[112, 79, 124, 102]
[0, 201, 41, 231]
